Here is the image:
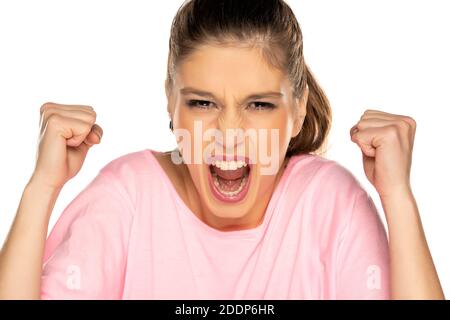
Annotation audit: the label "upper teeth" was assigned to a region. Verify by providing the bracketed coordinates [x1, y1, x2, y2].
[212, 160, 247, 170]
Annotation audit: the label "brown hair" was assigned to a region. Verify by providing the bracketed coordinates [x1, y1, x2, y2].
[165, 0, 332, 157]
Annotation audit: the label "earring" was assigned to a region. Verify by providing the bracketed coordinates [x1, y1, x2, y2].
[169, 120, 173, 131]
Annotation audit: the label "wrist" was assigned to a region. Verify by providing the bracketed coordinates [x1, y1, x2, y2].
[13, 179, 63, 228]
[379, 184, 420, 227]
[379, 184, 414, 203]
[23, 178, 63, 207]
[26, 174, 64, 194]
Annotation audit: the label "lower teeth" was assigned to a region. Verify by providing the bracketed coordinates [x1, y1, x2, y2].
[212, 172, 248, 197]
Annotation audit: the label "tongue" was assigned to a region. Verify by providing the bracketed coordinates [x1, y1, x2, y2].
[211, 165, 247, 180]
[217, 176, 243, 192]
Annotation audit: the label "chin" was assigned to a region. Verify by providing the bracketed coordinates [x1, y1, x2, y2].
[207, 203, 252, 220]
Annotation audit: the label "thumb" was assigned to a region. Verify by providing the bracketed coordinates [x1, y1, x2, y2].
[68, 124, 103, 147]
[84, 124, 103, 147]
[66, 125, 103, 174]
[350, 126, 376, 157]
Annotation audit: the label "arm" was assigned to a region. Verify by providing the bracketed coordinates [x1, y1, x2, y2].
[380, 185, 445, 299]
[0, 102, 102, 299]
[350, 109, 445, 299]
[0, 180, 61, 299]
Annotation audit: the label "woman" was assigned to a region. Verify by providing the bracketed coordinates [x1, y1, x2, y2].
[0, 0, 444, 299]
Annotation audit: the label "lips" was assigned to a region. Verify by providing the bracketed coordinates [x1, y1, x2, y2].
[206, 155, 253, 203]
[209, 165, 248, 180]
[206, 154, 252, 165]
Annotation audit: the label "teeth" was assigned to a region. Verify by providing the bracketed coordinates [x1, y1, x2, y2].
[212, 172, 248, 196]
[211, 160, 247, 170]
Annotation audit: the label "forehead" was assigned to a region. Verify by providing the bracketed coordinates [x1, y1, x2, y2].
[175, 44, 289, 94]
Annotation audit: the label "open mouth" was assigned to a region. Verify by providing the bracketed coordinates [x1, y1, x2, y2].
[206, 156, 252, 203]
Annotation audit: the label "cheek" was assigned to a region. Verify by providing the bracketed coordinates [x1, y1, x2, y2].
[271, 108, 295, 151]
[175, 106, 194, 127]
[245, 111, 292, 155]
[174, 108, 201, 157]
[175, 107, 217, 141]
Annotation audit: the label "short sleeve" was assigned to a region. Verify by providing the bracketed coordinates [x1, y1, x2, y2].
[40, 169, 134, 299]
[335, 190, 391, 299]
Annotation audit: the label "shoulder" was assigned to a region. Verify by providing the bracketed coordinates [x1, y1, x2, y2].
[55, 149, 155, 220]
[98, 148, 159, 185]
[285, 153, 367, 197]
[283, 152, 374, 231]
[41, 150, 155, 265]
[93, 148, 165, 207]
[283, 154, 384, 254]
[99, 148, 156, 178]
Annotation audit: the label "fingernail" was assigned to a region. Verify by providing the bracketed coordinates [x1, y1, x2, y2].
[94, 129, 103, 139]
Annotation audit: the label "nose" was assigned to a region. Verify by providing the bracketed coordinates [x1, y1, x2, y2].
[215, 106, 245, 153]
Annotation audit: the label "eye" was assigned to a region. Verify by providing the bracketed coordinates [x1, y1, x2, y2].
[186, 99, 216, 110]
[247, 101, 276, 111]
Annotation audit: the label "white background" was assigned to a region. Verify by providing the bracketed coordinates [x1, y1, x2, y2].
[0, 0, 449, 297]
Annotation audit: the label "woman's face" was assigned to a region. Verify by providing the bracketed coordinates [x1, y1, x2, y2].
[166, 44, 308, 223]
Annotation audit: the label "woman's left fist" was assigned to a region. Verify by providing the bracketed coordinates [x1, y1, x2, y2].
[349, 109, 416, 199]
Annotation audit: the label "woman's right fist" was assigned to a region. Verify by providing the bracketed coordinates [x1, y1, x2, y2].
[30, 102, 103, 190]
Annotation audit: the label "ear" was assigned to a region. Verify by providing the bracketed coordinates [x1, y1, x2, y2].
[165, 78, 173, 118]
[165, 78, 170, 99]
[291, 84, 309, 138]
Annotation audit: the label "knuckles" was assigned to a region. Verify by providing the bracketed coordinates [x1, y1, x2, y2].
[401, 115, 416, 129]
[40, 102, 95, 114]
[45, 112, 93, 133]
[357, 109, 416, 131]
[40, 102, 97, 125]
[46, 113, 63, 128]
[40, 102, 54, 114]
[352, 109, 416, 148]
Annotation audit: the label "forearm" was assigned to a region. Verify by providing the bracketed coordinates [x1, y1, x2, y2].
[0, 179, 61, 299]
[381, 186, 445, 299]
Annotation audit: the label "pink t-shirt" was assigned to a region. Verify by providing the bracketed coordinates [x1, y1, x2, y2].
[40, 149, 390, 299]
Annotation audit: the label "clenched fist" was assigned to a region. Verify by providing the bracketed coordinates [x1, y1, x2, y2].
[350, 109, 416, 200]
[30, 102, 103, 190]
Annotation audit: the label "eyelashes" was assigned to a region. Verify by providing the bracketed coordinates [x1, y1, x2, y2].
[186, 99, 214, 109]
[186, 99, 277, 111]
[248, 101, 277, 110]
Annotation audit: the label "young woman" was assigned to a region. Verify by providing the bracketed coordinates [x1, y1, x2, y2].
[0, 0, 444, 299]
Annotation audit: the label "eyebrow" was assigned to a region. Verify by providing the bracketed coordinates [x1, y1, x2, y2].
[179, 86, 284, 101]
